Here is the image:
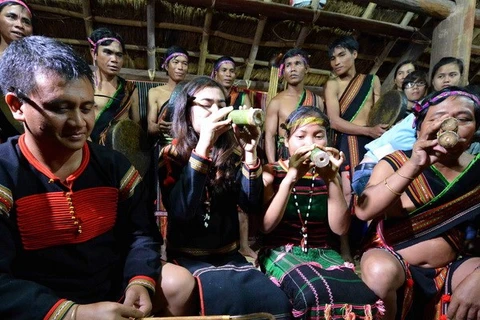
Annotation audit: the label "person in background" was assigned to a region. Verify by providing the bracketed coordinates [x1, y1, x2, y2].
[212, 56, 257, 260]
[0, 36, 197, 320]
[87, 27, 140, 145]
[356, 87, 480, 320]
[393, 60, 415, 91]
[147, 45, 189, 140]
[0, 0, 33, 142]
[402, 70, 428, 115]
[158, 76, 292, 318]
[431, 57, 463, 92]
[324, 35, 386, 262]
[265, 48, 324, 164]
[352, 58, 462, 197]
[212, 55, 252, 109]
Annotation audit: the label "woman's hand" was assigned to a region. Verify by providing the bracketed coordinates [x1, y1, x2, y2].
[316, 147, 345, 181]
[287, 144, 316, 182]
[410, 117, 447, 169]
[196, 106, 233, 158]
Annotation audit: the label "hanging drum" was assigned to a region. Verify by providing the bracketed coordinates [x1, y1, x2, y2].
[104, 119, 151, 177]
[367, 90, 408, 129]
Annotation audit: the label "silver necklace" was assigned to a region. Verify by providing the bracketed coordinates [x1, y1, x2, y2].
[292, 168, 315, 253]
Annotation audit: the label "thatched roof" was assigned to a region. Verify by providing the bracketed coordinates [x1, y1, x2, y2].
[27, 0, 480, 91]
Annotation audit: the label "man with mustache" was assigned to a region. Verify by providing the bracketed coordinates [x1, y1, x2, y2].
[0, 36, 197, 320]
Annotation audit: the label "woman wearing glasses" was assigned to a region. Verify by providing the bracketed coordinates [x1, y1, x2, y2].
[351, 60, 462, 196]
[402, 70, 429, 115]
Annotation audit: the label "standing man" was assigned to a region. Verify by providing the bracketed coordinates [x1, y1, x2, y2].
[147, 46, 189, 141]
[88, 27, 140, 145]
[212, 55, 252, 109]
[0, 36, 197, 319]
[324, 35, 386, 260]
[265, 48, 324, 164]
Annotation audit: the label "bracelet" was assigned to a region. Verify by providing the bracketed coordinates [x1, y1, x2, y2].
[70, 304, 79, 320]
[384, 178, 402, 196]
[396, 171, 414, 181]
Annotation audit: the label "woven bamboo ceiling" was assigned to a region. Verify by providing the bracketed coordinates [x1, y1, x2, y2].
[27, 0, 480, 91]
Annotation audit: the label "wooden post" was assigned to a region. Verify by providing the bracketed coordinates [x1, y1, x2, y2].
[244, 15, 267, 80]
[147, 0, 156, 80]
[198, 9, 213, 76]
[370, 12, 415, 75]
[352, 0, 453, 19]
[430, 0, 475, 86]
[81, 0, 93, 37]
[380, 18, 435, 93]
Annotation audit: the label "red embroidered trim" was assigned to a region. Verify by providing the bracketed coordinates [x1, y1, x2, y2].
[16, 187, 118, 250]
[43, 299, 65, 320]
[18, 135, 90, 187]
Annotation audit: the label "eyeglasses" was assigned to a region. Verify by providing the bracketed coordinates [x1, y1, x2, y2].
[404, 81, 427, 89]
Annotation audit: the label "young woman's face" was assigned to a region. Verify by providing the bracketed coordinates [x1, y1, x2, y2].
[432, 63, 461, 91]
[403, 80, 427, 102]
[189, 86, 227, 134]
[285, 122, 328, 156]
[394, 63, 415, 90]
[0, 4, 32, 45]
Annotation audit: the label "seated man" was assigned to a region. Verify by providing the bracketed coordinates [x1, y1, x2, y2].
[0, 36, 196, 319]
[356, 87, 480, 320]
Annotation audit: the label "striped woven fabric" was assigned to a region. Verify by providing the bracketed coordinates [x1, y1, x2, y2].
[260, 246, 384, 319]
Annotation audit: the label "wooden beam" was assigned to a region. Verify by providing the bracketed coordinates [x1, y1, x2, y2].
[81, 0, 93, 37]
[430, 0, 475, 86]
[146, 0, 156, 80]
[30, 4, 84, 18]
[470, 45, 480, 56]
[380, 18, 434, 93]
[352, 0, 453, 19]
[468, 62, 480, 82]
[244, 15, 268, 80]
[197, 9, 213, 75]
[369, 12, 415, 75]
[162, 0, 417, 39]
[362, 3, 377, 19]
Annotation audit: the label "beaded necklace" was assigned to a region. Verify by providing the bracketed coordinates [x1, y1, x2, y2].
[203, 186, 211, 228]
[292, 168, 316, 253]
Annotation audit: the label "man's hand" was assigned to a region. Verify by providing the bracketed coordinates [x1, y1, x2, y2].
[367, 124, 389, 139]
[74, 301, 145, 320]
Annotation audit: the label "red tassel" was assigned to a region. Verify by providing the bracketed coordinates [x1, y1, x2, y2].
[441, 294, 451, 303]
[406, 278, 414, 287]
[439, 315, 447, 320]
[163, 176, 175, 187]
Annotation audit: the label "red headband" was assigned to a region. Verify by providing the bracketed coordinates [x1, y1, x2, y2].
[0, 0, 31, 15]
